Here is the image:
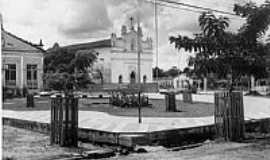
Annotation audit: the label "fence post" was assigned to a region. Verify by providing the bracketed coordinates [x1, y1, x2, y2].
[165, 93, 176, 112]
[50, 96, 55, 144]
[26, 93, 35, 108]
[50, 95, 78, 147]
[214, 91, 245, 141]
[182, 91, 192, 103]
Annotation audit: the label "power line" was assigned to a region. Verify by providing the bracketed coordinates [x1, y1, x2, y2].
[158, 0, 240, 16]
[144, 0, 244, 20]
[145, 0, 204, 14]
[128, 0, 243, 19]
[183, 0, 237, 9]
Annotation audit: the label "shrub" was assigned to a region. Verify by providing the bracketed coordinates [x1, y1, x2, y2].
[5, 87, 15, 98]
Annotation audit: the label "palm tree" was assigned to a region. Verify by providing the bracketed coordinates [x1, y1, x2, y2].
[199, 12, 229, 38]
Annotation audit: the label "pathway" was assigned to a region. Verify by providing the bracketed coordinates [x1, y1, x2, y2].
[3, 94, 270, 133]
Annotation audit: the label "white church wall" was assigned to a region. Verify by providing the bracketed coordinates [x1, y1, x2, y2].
[86, 21, 154, 84]
[110, 52, 152, 83]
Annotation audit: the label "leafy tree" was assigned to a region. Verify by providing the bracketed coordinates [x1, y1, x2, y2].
[164, 66, 181, 77]
[170, 2, 270, 90]
[183, 67, 191, 75]
[92, 68, 104, 84]
[199, 12, 229, 38]
[153, 67, 166, 78]
[153, 66, 181, 78]
[234, 1, 270, 43]
[44, 46, 97, 93]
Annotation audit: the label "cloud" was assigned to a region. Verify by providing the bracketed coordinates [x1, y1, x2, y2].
[107, 0, 157, 36]
[151, 0, 249, 69]
[0, 0, 49, 26]
[1, 0, 267, 69]
[58, 0, 113, 39]
[0, 0, 114, 45]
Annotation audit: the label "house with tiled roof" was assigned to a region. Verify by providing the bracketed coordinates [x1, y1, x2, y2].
[50, 19, 153, 84]
[1, 26, 45, 92]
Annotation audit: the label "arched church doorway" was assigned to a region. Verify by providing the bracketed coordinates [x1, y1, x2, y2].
[143, 75, 147, 83]
[118, 75, 123, 84]
[130, 71, 136, 83]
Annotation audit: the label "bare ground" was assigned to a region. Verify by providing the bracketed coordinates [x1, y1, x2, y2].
[109, 139, 270, 160]
[3, 125, 270, 160]
[2, 125, 102, 160]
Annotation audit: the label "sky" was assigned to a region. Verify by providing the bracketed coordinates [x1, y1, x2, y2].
[0, 0, 267, 70]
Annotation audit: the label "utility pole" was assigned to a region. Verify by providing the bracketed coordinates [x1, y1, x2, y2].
[154, 0, 159, 80]
[137, 0, 142, 124]
[137, 25, 141, 84]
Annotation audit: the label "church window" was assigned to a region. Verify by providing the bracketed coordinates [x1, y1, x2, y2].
[143, 75, 147, 83]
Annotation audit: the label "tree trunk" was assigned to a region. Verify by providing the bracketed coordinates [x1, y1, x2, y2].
[100, 72, 104, 85]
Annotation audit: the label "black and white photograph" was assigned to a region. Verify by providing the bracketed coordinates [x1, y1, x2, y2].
[1, 0, 270, 159]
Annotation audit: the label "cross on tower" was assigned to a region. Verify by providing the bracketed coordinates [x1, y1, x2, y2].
[129, 17, 134, 30]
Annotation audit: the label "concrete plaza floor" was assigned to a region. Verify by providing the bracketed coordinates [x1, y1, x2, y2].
[3, 94, 270, 133]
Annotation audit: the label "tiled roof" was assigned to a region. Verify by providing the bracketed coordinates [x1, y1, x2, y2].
[62, 39, 112, 51]
[2, 28, 46, 53]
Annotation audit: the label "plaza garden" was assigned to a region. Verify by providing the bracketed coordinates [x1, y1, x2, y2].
[2, 1, 270, 160]
[3, 93, 214, 118]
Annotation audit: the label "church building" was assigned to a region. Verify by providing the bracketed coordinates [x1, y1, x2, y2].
[60, 18, 153, 84]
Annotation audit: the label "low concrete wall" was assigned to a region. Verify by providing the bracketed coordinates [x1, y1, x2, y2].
[3, 117, 270, 147]
[148, 125, 215, 147]
[78, 128, 120, 144]
[245, 118, 270, 133]
[3, 118, 50, 134]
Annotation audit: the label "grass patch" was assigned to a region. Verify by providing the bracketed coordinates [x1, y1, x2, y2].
[3, 97, 214, 118]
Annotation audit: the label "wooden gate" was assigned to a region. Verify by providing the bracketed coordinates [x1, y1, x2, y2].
[165, 93, 176, 112]
[51, 95, 78, 147]
[214, 91, 245, 141]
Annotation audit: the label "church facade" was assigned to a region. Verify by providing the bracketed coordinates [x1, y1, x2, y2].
[62, 21, 153, 84]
